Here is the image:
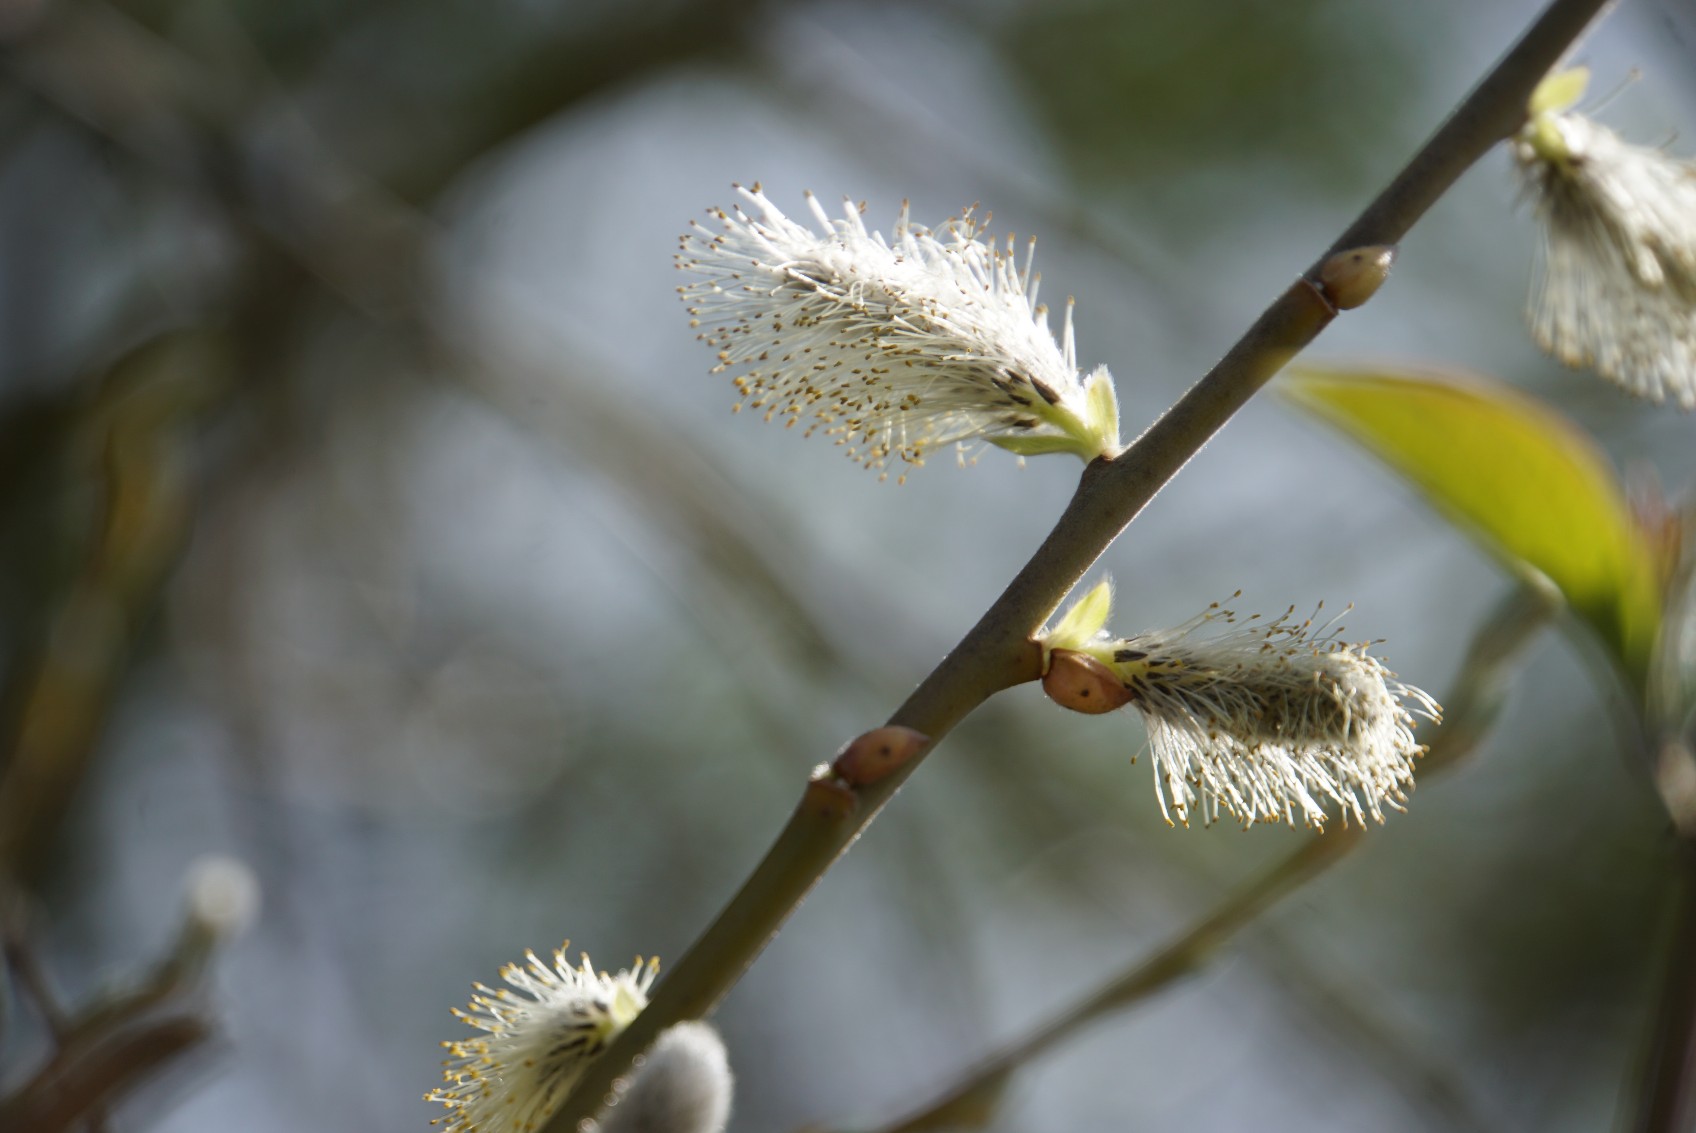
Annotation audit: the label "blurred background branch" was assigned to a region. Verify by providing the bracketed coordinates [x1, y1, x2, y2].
[2, 857, 254, 1133]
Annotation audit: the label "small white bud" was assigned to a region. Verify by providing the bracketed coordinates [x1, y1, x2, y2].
[183, 855, 260, 941]
[599, 1022, 734, 1133]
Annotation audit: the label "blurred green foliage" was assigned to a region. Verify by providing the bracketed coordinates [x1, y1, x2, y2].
[1285, 365, 1665, 685]
[1000, 0, 1423, 220]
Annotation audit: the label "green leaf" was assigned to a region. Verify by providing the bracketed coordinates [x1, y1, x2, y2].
[1528, 66, 1589, 116]
[1283, 365, 1662, 681]
[1044, 577, 1116, 655]
[1083, 365, 1122, 456]
[987, 433, 1094, 458]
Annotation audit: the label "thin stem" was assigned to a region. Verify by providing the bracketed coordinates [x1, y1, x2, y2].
[545, 2, 1611, 1127]
[1250, 926, 1499, 1133]
[1628, 826, 1696, 1131]
[877, 830, 1361, 1133]
[1, 906, 71, 1041]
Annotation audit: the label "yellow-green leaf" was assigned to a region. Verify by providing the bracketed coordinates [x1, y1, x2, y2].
[1282, 365, 1661, 681]
[1083, 366, 1122, 456]
[1043, 577, 1116, 656]
[1527, 66, 1589, 117]
[987, 433, 1095, 458]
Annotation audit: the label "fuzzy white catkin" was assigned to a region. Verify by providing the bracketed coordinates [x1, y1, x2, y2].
[1039, 582, 1439, 829]
[428, 946, 659, 1133]
[1121, 625, 1436, 829]
[597, 1022, 733, 1133]
[677, 184, 1119, 479]
[1515, 106, 1696, 408]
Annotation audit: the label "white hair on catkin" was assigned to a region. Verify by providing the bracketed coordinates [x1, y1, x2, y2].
[1108, 599, 1440, 829]
[677, 184, 1119, 479]
[1514, 81, 1696, 408]
[598, 1022, 734, 1133]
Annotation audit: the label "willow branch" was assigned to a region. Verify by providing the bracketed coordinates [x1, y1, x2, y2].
[545, 2, 1611, 1127]
[1627, 799, 1696, 1132]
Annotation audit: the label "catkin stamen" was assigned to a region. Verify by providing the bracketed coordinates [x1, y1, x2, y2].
[677, 185, 1120, 478]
